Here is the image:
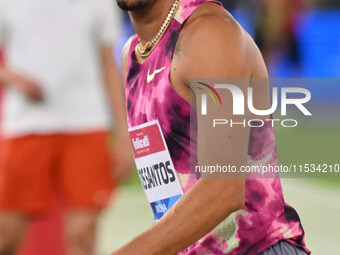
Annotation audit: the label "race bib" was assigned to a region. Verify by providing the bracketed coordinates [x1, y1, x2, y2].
[128, 120, 183, 221]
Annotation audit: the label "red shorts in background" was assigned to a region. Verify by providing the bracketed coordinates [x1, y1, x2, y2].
[0, 131, 115, 215]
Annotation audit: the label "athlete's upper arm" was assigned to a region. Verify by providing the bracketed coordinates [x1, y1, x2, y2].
[174, 8, 256, 177]
[176, 10, 253, 84]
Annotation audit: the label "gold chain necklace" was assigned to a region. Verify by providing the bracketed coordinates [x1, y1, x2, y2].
[136, 0, 180, 58]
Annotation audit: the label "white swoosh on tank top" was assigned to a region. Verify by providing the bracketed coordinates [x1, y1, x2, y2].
[147, 67, 166, 83]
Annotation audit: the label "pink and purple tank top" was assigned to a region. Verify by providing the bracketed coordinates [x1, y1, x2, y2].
[125, 0, 310, 254]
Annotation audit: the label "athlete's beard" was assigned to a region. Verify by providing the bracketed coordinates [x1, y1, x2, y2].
[116, 0, 152, 11]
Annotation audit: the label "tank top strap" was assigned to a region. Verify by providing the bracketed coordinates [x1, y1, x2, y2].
[127, 35, 139, 64]
[174, 0, 222, 25]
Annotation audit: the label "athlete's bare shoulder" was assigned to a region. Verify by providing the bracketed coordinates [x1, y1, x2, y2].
[121, 35, 136, 81]
[172, 2, 267, 87]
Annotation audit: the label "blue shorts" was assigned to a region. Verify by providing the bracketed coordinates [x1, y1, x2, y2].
[260, 240, 308, 255]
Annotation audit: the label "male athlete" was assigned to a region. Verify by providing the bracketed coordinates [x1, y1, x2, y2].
[115, 0, 310, 254]
[0, 0, 131, 254]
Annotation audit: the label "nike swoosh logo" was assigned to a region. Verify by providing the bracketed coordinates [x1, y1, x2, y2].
[147, 67, 166, 83]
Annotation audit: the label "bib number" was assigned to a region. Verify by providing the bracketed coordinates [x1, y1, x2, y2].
[128, 120, 183, 221]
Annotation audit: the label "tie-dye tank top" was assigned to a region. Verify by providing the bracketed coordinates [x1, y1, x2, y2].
[125, 0, 310, 254]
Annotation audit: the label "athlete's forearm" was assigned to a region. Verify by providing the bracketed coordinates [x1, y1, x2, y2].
[112, 178, 245, 255]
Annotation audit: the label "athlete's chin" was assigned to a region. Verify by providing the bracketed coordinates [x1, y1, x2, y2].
[116, 0, 152, 11]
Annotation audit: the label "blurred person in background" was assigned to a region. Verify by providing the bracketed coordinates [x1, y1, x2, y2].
[216, 0, 237, 9]
[218, 0, 304, 75]
[255, 0, 304, 71]
[0, 0, 131, 255]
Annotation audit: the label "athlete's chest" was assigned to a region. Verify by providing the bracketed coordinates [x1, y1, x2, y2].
[125, 60, 171, 126]
[126, 57, 191, 140]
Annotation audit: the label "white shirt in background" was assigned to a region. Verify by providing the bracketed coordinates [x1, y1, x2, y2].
[0, 0, 120, 137]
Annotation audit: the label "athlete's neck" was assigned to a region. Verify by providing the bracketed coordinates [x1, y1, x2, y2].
[129, 0, 174, 45]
